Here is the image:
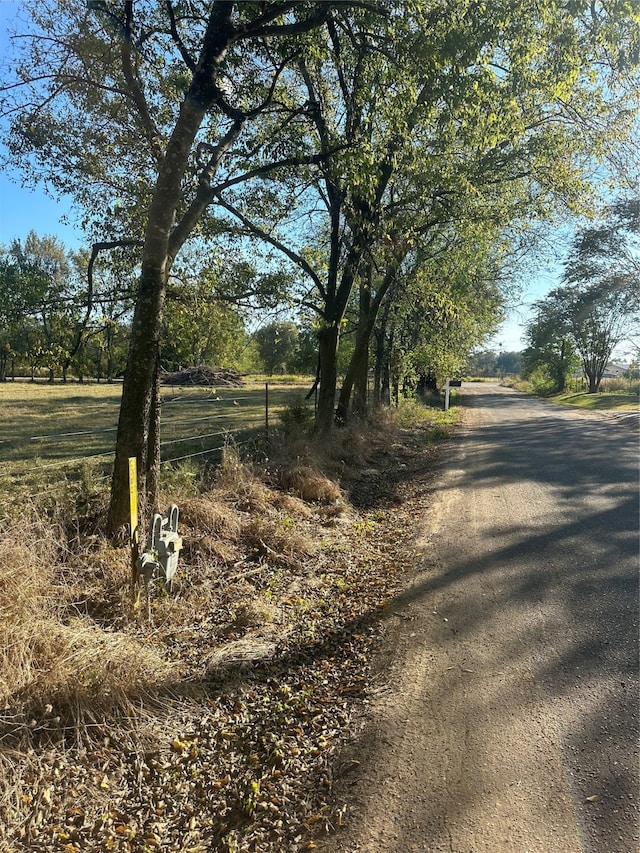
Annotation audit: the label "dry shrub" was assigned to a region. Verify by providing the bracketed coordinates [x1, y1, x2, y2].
[215, 448, 273, 512]
[279, 464, 343, 504]
[216, 443, 259, 489]
[180, 497, 243, 540]
[0, 506, 177, 727]
[54, 546, 131, 623]
[270, 492, 314, 518]
[180, 497, 245, 569]
[232, 596, 278, 628]
[184, 533, 239, 567]
[0, 540, 51, 615]
[205, 633, 279, 671]
[242, 516, 316, 564]
[6, 619, 178, 716]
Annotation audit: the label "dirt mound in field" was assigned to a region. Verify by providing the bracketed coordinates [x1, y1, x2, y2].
[160, 366, 243, 387]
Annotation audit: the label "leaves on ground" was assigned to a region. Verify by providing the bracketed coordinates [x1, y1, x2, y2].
[0, 415, 445, 852]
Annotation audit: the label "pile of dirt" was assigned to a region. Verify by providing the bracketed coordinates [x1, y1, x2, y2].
[161, 366, 243, 387]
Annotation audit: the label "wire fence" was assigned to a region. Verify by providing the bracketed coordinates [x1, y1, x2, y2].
[0, 380, 309, 505]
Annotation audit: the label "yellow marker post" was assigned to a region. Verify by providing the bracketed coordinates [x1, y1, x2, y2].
[128, 457, 139, 591]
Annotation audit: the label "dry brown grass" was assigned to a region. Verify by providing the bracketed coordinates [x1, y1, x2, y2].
[279, 463, 344, 504]
[0, 405, 451, 851]
[0, 420, 379, 735]
[0, 515, 179, 735]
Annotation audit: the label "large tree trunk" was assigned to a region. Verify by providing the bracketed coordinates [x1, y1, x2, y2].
[586, 370, 600, 393]
[315, 324, 340, 434]
[372, 300, 393, 408]
[107, 263, 165, 536]
[107, 4, 238, 535]
[335, 260, 399, 423]
[336, 335, 369, 424]
[351, 270, 372, 418]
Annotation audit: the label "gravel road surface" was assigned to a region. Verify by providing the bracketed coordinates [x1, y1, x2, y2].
[327, 383, 639, 853]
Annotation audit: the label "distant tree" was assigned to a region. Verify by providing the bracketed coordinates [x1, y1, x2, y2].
[466, 350, 499, 377]
[7, 232, 74, 382]
[161, 277, 249, 371]
[564, 199, 640, 348]
[289, 324, 319, 376]
[522, 294, 579, 393]
[567, 287, 632, 393]
[564, 201, 639, 391]
[496, 351, 522, 376]
[524, 201, 640, 393]
[524, 284, 633, 393]
[465, 349, 522, 378]
[0, 254, 22, 380]
[253, 321, 299, 375]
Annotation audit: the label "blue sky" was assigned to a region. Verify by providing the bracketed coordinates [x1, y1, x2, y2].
[0, 1, 83, 250]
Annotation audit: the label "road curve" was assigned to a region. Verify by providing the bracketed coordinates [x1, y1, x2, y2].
[327, 382, 639, 853]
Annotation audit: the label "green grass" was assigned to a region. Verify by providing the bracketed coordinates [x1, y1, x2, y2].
[551, 390, 640, 411]
[0, 376, 315, 499]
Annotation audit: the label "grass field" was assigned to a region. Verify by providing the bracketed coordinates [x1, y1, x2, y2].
[551, 390, 640, 411]
[0, 376, 315, 501]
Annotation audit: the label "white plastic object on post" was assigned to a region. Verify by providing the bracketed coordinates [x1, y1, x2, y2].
[136, 504, 183, 591]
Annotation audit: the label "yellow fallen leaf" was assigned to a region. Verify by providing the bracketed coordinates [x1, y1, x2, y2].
[585, 795, 601, 803]
[99, 775, 109, 790]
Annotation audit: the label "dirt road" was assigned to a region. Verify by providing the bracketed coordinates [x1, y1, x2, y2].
[325, 383, 639, 853]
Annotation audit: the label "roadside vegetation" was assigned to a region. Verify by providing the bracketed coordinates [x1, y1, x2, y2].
[505, 374, 639, 413]
[0, 384, 457, 853]
[550, 387, 639, 411]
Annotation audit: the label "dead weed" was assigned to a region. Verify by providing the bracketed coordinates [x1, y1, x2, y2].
[0, 408, 449, 852]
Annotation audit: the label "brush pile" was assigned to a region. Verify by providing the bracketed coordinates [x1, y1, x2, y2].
[161, 366, 243, 387]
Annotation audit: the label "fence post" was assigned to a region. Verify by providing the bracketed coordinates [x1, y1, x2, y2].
[128, 457, 139, 593]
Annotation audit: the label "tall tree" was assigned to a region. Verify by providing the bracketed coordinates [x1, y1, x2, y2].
[562, 200, 640, 390]
[522, 291, 579, 393]
[162, 279, 249, 370]
[524, 278, 636, 394]
[2, 0, 354, 532]
[253, 320, 299, 375]
[7, 232, 75, 382]
[216, 0, 640, 429]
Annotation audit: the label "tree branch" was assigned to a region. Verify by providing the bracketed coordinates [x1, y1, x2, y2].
[168, 119, 245, 259]
[213, 193, 326, 298]
[120, 1, 164, 164]
[165, 0, 197, 73]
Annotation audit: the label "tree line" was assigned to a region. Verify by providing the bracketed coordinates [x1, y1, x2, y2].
[1, 0, 638, 532]
[522, 201, 639, 394]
